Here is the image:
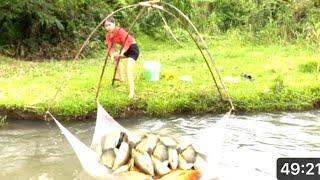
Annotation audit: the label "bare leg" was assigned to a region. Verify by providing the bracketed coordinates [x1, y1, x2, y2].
[113, 58, 123, 81]
[126, 58, 135, 98]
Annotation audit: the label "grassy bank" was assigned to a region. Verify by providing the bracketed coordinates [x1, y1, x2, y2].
[0, 34, 319, 121]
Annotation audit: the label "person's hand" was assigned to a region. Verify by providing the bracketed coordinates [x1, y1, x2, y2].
[111, 53, 120, 62]
[114, 53, 121, 59]
[114, 52, 125, 59]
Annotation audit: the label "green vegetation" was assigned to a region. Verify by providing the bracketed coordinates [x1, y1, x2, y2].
[0, 0, 194, 59]
[0, 33, 319, 120]
[0, 0, 319, 120]
[1, 0, 320, 59]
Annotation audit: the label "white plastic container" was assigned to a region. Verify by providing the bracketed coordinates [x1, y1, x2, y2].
[143, 61, 160, 81]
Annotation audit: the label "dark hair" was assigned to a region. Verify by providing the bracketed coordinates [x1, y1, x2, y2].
[106, 16, 115, 24]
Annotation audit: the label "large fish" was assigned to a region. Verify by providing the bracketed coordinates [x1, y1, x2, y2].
[168, 147, 178, 170]
[153, 142, 168, 162]
[113, 163, 131, 174]
[135, 133, 158, 154]
[151, 156, 171, 176]
[178, 154, 194, 170]
[181, 145, 196, 163]
[100, 148, 116, 168]
[159, 136, 177, 147]
[113, 142, 131, 170]
[53, 102, 224, 179]
[132, 149, 154, 176]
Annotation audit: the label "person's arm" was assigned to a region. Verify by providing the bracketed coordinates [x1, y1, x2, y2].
[119, 28, 133, 56]
[106, 43, 120, 62]
[106, 29, 125, 59]
[121, 39, 133, 56]
[105, 34, 115, 58]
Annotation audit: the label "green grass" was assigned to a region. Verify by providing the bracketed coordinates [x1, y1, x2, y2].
[0, 34, 319, 120]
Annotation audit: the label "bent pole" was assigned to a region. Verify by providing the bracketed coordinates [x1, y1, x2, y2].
[160, 2, 235, 111]
[149, 5, 230, 109]
[46, 1, 234, 121]
[46, 4, 140, 117]
[142, 5, 224, 101]
[156, 9, 182, 46]
[111, 7, 147, 87]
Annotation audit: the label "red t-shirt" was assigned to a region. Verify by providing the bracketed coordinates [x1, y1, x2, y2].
[105, 26, 134, 54]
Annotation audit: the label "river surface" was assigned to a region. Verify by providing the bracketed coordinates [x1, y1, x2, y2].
[0, 111, 319, 180]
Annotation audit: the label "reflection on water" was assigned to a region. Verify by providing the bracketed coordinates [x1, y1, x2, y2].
[0, 111, 319, 180]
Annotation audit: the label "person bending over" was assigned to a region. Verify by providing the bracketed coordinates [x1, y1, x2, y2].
[104, 17, 139, 99]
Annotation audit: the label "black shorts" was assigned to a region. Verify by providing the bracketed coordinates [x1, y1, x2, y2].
[124, 44, 139, 61]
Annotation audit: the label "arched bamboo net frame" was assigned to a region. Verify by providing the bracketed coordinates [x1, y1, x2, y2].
[45, 1, 234, 120]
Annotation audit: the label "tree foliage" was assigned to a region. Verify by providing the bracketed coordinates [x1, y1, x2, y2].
[0, 0, 114, 59]
[0, 0, 319, 60]
[0, 0, 194, 59]
[210, 0, 320, 43]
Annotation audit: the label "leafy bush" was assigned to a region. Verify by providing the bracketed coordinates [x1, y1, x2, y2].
[0, 0, 114, 59]
[0, 0, 196, 60]
[138, 10, 163, 37]
[1, 0, 320, 59]
[211, 0, 254, 31]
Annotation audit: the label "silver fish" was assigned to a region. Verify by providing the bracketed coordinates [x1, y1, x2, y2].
[135, 137, 148, 153]
[100, 148, 116, 168]
[112, 164, 131, 174]
[153, 142, 168, 162]
[101, 130, 122, 150]
[178, 154, 193, 170]
[159, 136, 177, 147]
[151, 156, 171, 176]
[145, 133, 159, 154]
[168, 147, 178, 170]
[127, 132, 142, 147]
[113, 142, 131, 170]
[181, 145, 196, 163]
[132, 149, 154, 176]
[135, 134, 158, 154]
[177, 140, 191, 153]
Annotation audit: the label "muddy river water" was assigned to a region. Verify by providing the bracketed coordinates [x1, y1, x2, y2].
[0, 110, 319, 180]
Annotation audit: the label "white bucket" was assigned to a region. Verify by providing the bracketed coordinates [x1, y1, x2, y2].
[143, 61, 160, 81]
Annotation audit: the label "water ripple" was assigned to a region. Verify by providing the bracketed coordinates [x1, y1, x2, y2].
[0, 110, 319, 180]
